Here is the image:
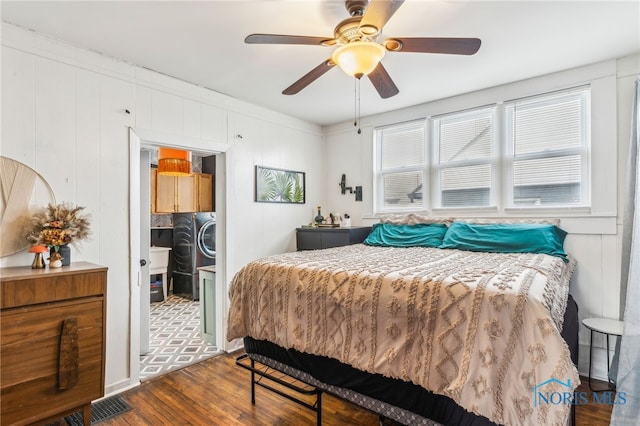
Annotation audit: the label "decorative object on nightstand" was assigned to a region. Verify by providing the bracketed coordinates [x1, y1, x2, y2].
[582, 317, 624, 391]
[314, 206, 324, 224]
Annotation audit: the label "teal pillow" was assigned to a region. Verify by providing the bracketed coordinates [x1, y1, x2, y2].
[439, 222, 568, 261]
[364, 223, 448, 248]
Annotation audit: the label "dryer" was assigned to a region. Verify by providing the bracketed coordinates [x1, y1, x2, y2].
[172, 212, 216, 300]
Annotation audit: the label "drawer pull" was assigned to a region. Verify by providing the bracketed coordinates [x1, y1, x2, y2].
[59, 317, 79, 390]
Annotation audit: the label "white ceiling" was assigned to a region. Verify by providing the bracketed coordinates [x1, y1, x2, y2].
[2, 1, 639, 126]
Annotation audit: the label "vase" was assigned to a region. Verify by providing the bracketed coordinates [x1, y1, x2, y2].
[314, 206, 324, 224]
[58, 244, 71, 266]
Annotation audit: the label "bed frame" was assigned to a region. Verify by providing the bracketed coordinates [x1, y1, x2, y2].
[236, 295, 579, 426]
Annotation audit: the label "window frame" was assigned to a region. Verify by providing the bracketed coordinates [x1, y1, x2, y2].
[372, 86, 592, 215]
[373, 119, 428, 213]
[503, 87, 591, 210]
[431, 106, 499, 209]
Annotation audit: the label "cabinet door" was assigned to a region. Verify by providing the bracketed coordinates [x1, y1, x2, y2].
[197, 173, 213, 211]
[150, 168, 157, 212]
[322, 232, 350, 249]
[296, 231, 322, 250]
[155, 173, 177, 213]
[176, 175, 196, 212]
[199, 271, 216, 346]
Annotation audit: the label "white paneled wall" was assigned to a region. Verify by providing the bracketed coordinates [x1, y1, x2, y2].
[1, 22, 323, 394]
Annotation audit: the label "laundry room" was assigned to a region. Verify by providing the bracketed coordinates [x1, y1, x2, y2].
[142, 149, 220, 380]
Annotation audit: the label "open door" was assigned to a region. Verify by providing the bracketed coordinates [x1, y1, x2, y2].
[129, 127, 232, 388]
[139, 150, 151, 354]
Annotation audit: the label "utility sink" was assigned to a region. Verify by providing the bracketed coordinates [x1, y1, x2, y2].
[149, 247, 171, 300]
[149, 246, 171, 271]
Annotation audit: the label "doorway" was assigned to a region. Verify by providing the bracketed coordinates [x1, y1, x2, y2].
[129, 128, 230, 386]
[141, 152, 220, 380]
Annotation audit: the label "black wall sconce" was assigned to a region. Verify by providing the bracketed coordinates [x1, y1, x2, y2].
[339, 174, 362, 202]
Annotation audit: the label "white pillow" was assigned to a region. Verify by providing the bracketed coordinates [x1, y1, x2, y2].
[379, 213, 453, 226]
[454, 217, 561, 226]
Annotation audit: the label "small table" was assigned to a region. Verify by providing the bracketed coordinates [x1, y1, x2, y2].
[582, 317, 624, 391]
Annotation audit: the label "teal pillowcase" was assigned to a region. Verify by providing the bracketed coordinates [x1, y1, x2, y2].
[364, 223, 448, 248]
[439, 222, 568, 261]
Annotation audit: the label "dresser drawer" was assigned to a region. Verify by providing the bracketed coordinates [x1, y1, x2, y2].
[1, 270, 106, 309]
[1, 298, 104, 425]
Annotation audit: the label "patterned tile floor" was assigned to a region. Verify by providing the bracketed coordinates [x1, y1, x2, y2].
[140, 294, 222, 381]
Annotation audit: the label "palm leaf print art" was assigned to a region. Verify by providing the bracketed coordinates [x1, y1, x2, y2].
[255, 166, 305, 204]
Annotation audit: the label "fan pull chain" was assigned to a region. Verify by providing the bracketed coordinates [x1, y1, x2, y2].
[354, 77, 362, 134]
[353, 78, 358, 129]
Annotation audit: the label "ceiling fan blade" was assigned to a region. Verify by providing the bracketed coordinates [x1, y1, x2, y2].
[385, 37, 481, 55]
[283, 59, 336, 95]
[245, 34, 334, 46]
[358, 0, 405, 35]
[368, 62, 399, 99]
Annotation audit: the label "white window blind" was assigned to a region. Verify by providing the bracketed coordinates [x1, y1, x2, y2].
[433, 108, 494, 207]
[376, 121, 426, 210]
[505, 87, 590, 207]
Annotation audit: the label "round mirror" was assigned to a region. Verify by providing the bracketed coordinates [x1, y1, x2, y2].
[0, 156, 56, 257]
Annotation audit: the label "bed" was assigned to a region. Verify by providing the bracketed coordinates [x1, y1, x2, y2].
[227, 219, 579, 426]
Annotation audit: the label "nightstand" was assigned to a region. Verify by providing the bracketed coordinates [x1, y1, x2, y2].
[296, 226, 372, 250]
[582, 317, 624, 391]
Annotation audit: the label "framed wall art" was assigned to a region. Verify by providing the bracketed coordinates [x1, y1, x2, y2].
[255, 165, 305, 204]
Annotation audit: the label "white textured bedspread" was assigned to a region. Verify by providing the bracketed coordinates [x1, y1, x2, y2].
[227, 245, 578, 426]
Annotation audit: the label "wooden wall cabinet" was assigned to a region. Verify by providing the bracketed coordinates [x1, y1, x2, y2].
[150, 166, 157, 213]
[154, 170, 196, 213]
[0, 262, 107, 426]
[151, 169, 213, 213]
[196, 173, 213, 212]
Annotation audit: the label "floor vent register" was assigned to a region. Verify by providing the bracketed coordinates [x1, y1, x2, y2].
[65, 396, 131, 425]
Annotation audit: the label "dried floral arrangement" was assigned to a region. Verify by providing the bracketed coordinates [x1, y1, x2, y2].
[26, 202, 91, 252]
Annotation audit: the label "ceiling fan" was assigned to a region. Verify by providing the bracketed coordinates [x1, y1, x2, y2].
[245, 0, 481, 99]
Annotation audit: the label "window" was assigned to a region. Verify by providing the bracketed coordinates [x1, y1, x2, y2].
[505, 87, 590, 207]
[374, 121, 426, 211]
[373, 86, 591, 214]
[433, 107, 495, 207]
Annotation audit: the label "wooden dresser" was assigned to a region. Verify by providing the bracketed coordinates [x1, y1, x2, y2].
[0, 262, 107, 426]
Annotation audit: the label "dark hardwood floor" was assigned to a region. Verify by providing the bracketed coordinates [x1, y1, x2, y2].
[93, 352, 612, 426]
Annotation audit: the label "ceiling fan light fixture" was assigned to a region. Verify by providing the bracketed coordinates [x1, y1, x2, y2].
[331, 41, 385, 78]
[158, 147, 192, 176]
